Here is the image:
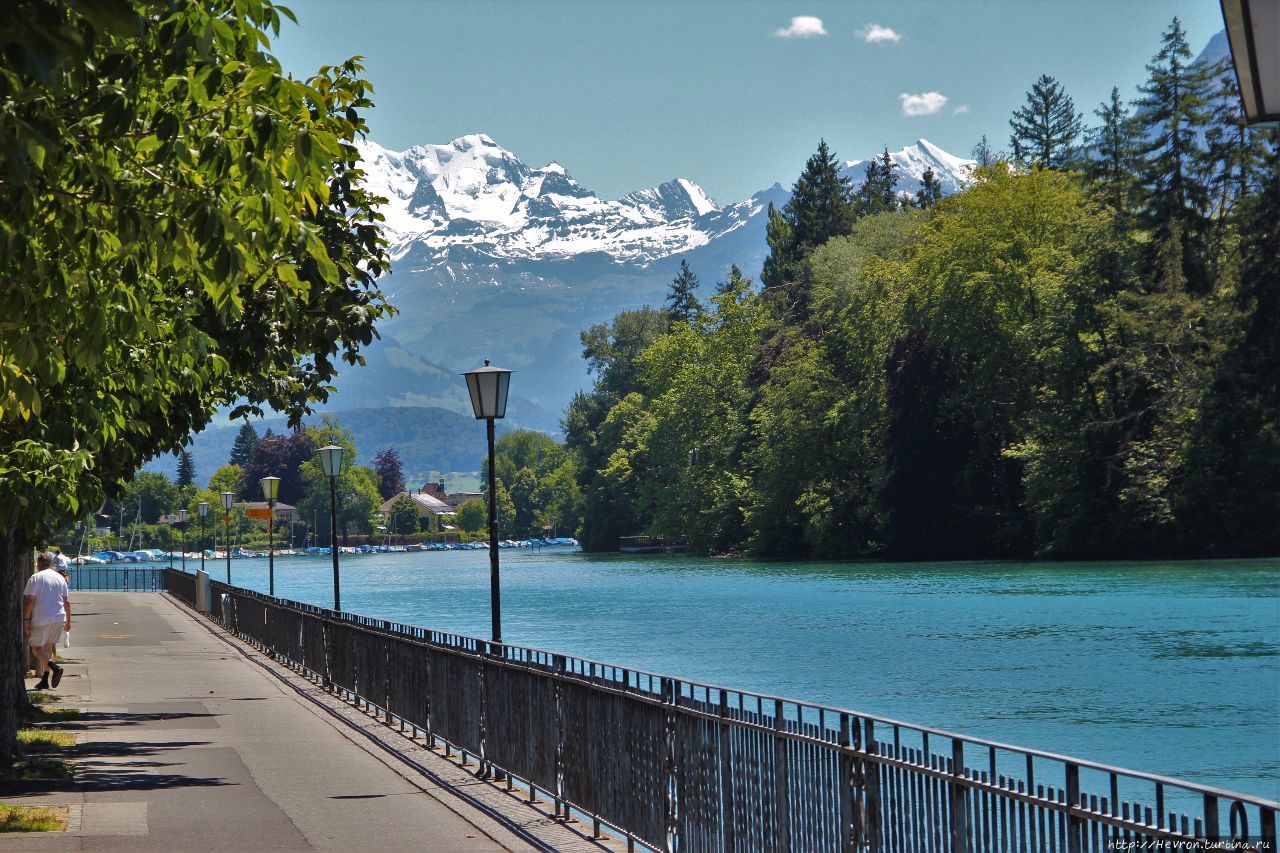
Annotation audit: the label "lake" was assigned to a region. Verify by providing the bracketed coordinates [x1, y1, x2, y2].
[188, 549, 1279, 801]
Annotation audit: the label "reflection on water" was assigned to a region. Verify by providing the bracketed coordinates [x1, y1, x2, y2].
[215, 550, 1279, 799]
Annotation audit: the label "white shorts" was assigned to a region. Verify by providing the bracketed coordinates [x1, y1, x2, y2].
[28, 621, 64, 647]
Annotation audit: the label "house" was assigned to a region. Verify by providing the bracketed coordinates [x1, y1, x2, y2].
[379, 489, 452, 523]
[242, 501, 298, 523]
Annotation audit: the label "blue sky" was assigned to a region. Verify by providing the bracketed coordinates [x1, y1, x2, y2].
[272, 1, 1227, 203]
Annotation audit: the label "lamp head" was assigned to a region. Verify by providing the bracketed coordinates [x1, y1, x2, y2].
[318, 445, 345, 478]
[177, 508, 188, 522]
[198, 501, 209, 518]
[220, 491, 235, 511]
[260, 475, 281, 502]
[461, 360, 513, 420]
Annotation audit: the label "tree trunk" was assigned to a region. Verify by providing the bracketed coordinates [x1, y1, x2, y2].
[1, 533, 34, 766]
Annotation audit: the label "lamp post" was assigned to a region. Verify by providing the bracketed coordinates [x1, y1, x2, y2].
[261, 476, 280, 596]
[318, 445, 345, 611]
[462, 360, 512, 644]
[167, 515, 174, 570]
[177, 508, 188, 572]
[221, 491, 234, 584]
[198, 502, 208, 575]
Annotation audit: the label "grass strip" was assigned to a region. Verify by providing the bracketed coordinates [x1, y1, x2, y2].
[17, 729, 75, 752]
[0, 759, 74, 783]
[0, 803, 69, 832]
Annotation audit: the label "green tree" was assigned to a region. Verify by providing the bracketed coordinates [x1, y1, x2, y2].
[665, 259, 703, 326]
[388, 495, 419, 539]
[228, 422, 260, 468]
[914, 167, 943, 209]
[761, 139, 856, 322]
[853, 148, 900, 217]
[1009, 74, 1083, 168]
[1132, 17, 1215, 293]
[0, 0, 392, 764]
[122, 472, 179, 525]
[457, 499, 487, 533]
[1085, 87, 1139, 217]
[208, 465, 243, 497]
[175, 450, 196, 488]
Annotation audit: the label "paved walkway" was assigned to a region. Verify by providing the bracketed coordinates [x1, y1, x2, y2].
[3, 592, 602, 852]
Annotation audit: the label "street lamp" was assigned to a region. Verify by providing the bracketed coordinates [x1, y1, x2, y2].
[167, 515, 174, 571]
[221, 491, 234, 584]
[318, 445, 345, 610]
[198, 502, 209, 575]
[1221, 0, 1280, 124]
[177, 508, 188, 572]
[462, 360, 512, 644]
[261, 476, 280, 596]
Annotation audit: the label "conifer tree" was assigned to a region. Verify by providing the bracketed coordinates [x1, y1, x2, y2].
[228, 422, 259, 468]
[175, 450, 195, 488]
[761, 140, 856, 322]
[1009, 74, 1083, 168]
[915, 167, 943, 208]
[716, 263, 745, 295]
[665, 259, 703, 325]
[1085, 87, 1139, 216]
[1133, 17, 1214, 292]
[854, 148, 900, 217]
[971, 135, 997, 168]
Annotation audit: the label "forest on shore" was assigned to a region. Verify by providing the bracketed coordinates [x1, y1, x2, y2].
[546, 20, 1279, 560]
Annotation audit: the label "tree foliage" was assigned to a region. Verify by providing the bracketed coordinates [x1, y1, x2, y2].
[1009, 74, 1083, 168]
[372, 446, 405, 501]
[0, 0, 392, 764]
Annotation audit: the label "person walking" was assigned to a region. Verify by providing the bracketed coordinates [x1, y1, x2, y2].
[23, 551, 71, 690]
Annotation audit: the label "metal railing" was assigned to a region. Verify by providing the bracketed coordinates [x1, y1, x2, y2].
[159, 571, 1278, 853]
[67, 564, 168, 592]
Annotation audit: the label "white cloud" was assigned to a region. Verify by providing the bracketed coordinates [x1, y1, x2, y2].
[774, 16, 827, 38]
[857, 24, 902, 43]
[953, 104, 971, 115]
[900, 92, 949, 117]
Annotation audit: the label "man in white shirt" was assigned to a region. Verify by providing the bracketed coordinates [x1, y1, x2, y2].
[23, 551, 71, 690]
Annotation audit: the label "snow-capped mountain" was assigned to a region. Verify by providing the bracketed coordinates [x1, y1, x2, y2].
[331, 135, 974, 432]
[357, 134, 973, 270]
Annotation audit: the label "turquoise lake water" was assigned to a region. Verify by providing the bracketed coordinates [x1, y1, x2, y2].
[187, 549, 1279, 800]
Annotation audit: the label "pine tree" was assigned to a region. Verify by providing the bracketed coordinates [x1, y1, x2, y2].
[761, 139, 856, 322]
[228, 421, 258, 467]
[665, 259, 703, 325]
[1009, 74, 1083, 168]
[1085, 87, 1139, 216]
[175, 450, 195, 487]
[915, 166, 943, 208]
[1133, 17, 1215, 293]
[716, 263, 745, 295]
[373, 447, 406, 501]
[853, 148, 900, 217]
[971, 135, 996, 168]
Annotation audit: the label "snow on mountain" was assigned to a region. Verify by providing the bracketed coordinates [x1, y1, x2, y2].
[841, 139, 974, 197]
[357, 135, 973, 270]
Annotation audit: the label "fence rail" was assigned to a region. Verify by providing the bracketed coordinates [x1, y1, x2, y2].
[67, 564, 167, 592]
[156, 570, 1278, 853]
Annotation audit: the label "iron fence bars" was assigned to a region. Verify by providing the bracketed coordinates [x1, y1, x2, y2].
[168, 583, 1279, 853]
[163, 568, 196, 605]
[69, 564, 165, 592]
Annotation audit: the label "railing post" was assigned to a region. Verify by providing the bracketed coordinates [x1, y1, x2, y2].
[774, 699, 790, 853]
[1066, 762, 1083, 853]
[863, 718, 880, 853]
[950, 739, 969, 853]
[719, 693, 736, 853]
[665, 678, 680, 853]
[1203, 793, 1220, 842]
[839, 713, 855, 853]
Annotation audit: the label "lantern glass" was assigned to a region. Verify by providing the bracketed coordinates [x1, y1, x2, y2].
[462, 361, 512, 419]
[260, 475, 281, 502]
[198, 501, 209, 518]
[177, 508, 188, 522]
[318, 445, 345, 478]
[221, 491, 235, 511]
